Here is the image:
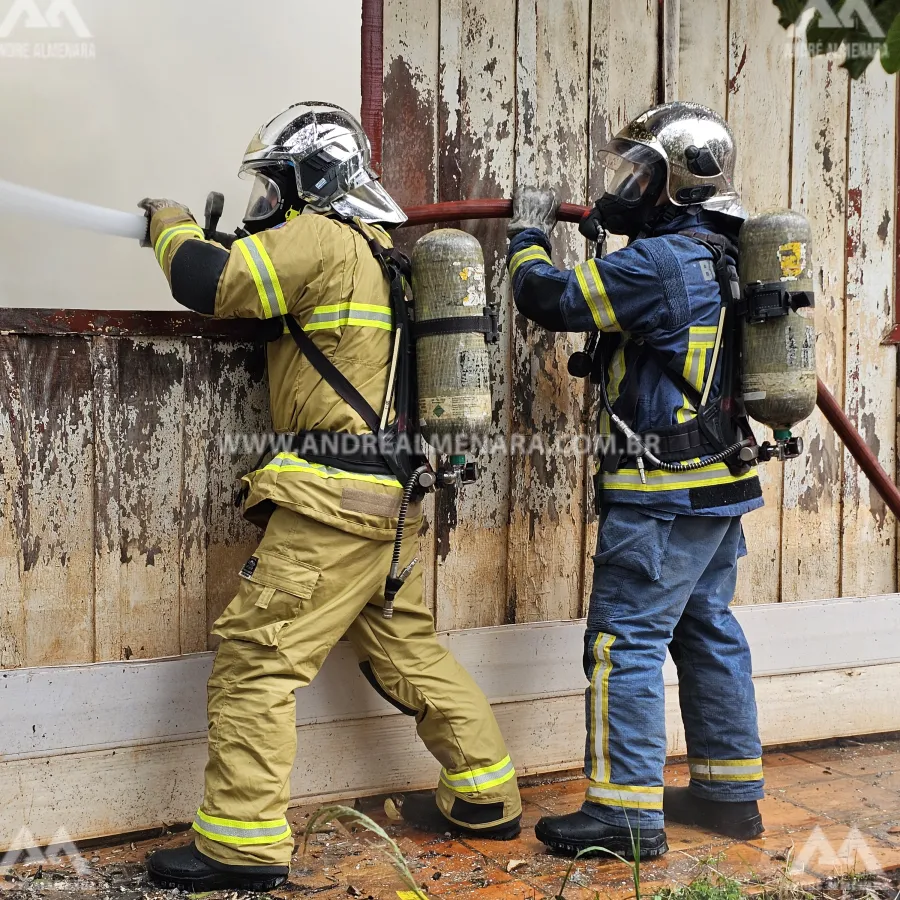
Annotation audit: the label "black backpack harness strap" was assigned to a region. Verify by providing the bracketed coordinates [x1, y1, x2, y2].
[237, 218, 424, 499]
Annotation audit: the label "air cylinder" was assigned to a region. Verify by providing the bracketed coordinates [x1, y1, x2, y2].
[739, 209, 817, 434]
[411, 228, 494, 448]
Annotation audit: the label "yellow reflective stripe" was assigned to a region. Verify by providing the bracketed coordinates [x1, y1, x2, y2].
[155, 224, 203, 266]
[586, 782, 663, 810]
[264, 453, 401, 488]
[305, 301, 394, 331]
[235, 236, 288, 319]
[440, 756, 516, 793]
[249, 234, 288, 317]
[598, 342, 627, 436]
[235, 240, 274, 318]
[509, 246, 552, 278]
[574, 265, 602, 329]
[192, 810, 291, 846]
[603, 461, 758, 492]
[575, 259, 619, 332]
[588, 633, 615, 784]
[195, 810, 288, 830]
[689, 757, 764, 782]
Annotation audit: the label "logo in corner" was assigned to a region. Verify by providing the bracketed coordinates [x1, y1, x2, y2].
[0, 0, 91, 39]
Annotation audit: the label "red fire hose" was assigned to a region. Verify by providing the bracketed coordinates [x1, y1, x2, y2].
[398, 197, 900, 520]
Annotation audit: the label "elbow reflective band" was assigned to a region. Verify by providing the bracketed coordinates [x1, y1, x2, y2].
[305, 301, 393, 331]
[439, 755, 516, 794]
[574, 259, 619, 331]
[508, 245, 551, 278]
[192, 810, 291, 846]
[585, 782, 664, 810]
[235, 234, 288, 319]
[155, 223, 204, 266]
[688, 758, 764, 782]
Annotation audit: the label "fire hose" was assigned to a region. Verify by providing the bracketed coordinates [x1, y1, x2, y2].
[0, 180, 896, 520]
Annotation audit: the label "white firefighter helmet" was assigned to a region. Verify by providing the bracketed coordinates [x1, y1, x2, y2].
[239, 102, 407, 227]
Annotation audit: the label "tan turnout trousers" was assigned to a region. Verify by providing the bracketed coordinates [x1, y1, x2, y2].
[192, 504, 521, 867]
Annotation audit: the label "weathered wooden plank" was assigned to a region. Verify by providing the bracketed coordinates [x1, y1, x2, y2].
[677, 0, 728, 113]
[178, 339, 212, 654]
[5, 596, 900, 760]
[0, 308, 268, 339]
[0, 336, 26, 668]
[115, 339, 186, 660]
[382, 0, 440, 617]
[726, 0, 794, 604]
[842, 66, 897, 597]
[582, 0, 660, 615]
[204, 342, 271, 640]
[511, 0, 590, 623]
[5, 595, 900, 848]
[662, 0, 680, 103]
[782, 53, 849, 602]
[431, 0, 516, 630]
[18, 337, 95, 665]
[91, 337, 123, 662]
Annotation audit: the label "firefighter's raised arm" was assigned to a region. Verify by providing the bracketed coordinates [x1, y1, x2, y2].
[140, 199, 322, 320]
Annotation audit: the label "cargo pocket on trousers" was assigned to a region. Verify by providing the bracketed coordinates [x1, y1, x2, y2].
[593, 505, 676, 582]
[212, 551, 321, 649]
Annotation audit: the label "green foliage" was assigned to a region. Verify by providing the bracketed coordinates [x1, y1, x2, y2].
[650, 873, 746, 900]
[772, 0, 900, 77]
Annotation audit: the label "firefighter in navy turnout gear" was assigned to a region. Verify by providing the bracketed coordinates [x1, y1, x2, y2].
[508, 102, 766, 859]
[141, 103, 522, 893]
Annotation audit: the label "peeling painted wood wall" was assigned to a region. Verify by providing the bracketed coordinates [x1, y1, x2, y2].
[0, 331, 269, 667]
[0, 2, 897, 671]
[382, 0, 899, 628]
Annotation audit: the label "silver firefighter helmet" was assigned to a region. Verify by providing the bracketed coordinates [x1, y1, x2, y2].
[600, 101, 739, 211]
[239, 102, 407, 226]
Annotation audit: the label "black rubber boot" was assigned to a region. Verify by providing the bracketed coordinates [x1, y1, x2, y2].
[399, 791, 521, 840]
[146, 842, 289, 892]
[663, 787, 764, 839]
[535, 810, 668, 859]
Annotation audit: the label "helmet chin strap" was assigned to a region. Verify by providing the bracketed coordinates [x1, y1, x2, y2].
[632, 202, 701, 242]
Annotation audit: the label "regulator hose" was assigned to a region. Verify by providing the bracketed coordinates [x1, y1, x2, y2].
[383, 464, 430, 619]
[597, 348, 750, 480]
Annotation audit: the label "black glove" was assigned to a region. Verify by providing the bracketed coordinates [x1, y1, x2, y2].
[137, 198, 194, 248]
[508, 186, 559, 238]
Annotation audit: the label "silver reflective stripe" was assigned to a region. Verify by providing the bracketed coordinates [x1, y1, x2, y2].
[575, 260, 618, 331]
[240, 236, 287, 318]
[586, 786, 663, 807]
[686, 348, 702, 390]
[307, 307, 393, 327]
[690, 763, 764, 778]
[193, 814, 289, 840]
[605, 465, 738, 488]
[441, 757, 515, 789]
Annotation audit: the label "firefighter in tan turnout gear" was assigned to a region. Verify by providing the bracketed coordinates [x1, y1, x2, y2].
[142, 103, 521, 893]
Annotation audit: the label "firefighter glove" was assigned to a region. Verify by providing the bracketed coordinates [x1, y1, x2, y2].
[137, 198, 194, 248]
[508, 186, 559, 238]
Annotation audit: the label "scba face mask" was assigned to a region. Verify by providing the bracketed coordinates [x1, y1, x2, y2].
[239, 165, 304, 233]
[586, 142, 668, 239]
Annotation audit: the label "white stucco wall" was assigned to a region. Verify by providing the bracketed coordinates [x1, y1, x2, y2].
[0, 0, 363, 309]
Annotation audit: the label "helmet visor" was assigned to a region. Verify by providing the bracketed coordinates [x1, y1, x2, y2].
[240, 170, 283, 222]
[598, 140, 667, 204]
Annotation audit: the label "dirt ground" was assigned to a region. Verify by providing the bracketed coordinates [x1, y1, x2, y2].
[2, 738, 900, 900]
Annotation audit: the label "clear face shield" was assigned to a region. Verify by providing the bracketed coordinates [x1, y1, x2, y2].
[598, 140, 668, 206]
[240, 167, 285, 223]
